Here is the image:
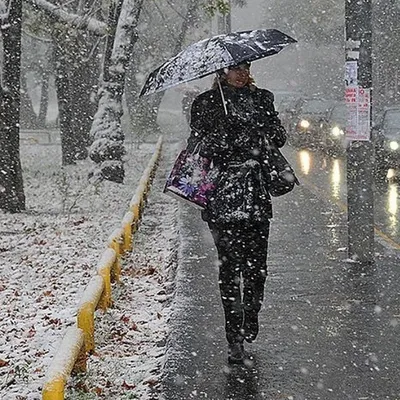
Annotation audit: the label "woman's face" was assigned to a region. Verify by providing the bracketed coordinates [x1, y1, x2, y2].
[226, 65, 250, 88]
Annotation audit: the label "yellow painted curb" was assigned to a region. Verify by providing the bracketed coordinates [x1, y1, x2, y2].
[42, 327, 86, 400]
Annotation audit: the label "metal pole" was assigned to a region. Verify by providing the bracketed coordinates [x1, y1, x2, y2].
[345, 0, 374, 264]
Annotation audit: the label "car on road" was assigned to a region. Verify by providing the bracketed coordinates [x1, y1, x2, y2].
[321, 102, 348, 156]
[290, 98, 336, 150]
[277, 96, 303, 137]
[373, 106, 400, 175]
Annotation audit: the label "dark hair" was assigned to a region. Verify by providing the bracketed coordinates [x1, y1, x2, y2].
[228, 61, 251, 70]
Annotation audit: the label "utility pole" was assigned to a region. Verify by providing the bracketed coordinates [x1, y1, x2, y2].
[345, 0, 374, 264]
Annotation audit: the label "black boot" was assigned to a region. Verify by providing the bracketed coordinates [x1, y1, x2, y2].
[243, 312, 259, 343]
[228, 342, 245, 364]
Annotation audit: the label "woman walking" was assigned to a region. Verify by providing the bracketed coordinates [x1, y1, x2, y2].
[187, 62, 287, 364]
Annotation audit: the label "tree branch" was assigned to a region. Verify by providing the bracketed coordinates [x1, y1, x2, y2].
[22, 28, 52, 42]
[162, 0, 186, 19]
[24, 0, 107, 35]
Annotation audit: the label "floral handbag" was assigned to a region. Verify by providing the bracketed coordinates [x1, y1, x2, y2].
[163, 146, 216, 209]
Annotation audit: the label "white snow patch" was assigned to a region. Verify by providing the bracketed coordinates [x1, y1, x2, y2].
[0, 140, 181, 399]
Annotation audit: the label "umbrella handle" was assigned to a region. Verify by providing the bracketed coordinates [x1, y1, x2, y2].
[216, 74, 228, 115]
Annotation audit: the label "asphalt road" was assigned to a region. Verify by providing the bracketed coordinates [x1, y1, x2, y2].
[288, 146, 400, 251]
[162, 145, 400, 400]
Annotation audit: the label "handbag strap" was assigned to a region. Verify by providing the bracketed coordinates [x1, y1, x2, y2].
[262, 138, 300, 185]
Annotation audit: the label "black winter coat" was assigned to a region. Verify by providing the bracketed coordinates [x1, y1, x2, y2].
[188, 83, 287, 224]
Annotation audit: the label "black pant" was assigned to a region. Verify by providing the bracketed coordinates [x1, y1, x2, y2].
[208, 221, 270, 344]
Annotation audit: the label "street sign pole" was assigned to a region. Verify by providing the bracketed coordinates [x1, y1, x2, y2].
[345, 0, 374, 264]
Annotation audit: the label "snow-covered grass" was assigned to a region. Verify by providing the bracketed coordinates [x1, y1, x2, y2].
[0, 138, 180, 399]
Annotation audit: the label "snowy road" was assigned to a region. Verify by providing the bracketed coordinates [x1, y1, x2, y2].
[162, 145, 400, 400]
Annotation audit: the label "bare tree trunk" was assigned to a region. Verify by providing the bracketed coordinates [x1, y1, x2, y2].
[152, 0, 201, 120]
[125, 61, 162, 135]
[69, 56, 97, 158]
[68, 37, 98, 160]
[66, 1, 103, 159]
[37, 57, 51, 128]
[89, 0, 144, 183]
[20, 73, 38, 129]
[103, 0, 124, 82]
[126, 0, 201, 130]
[53, 29, 99, 163]
[54, 33, 77, 165]
[0, 0, 26, 212]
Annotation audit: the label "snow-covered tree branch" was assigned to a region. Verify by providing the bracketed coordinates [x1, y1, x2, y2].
[25, 0, 107, 35]
[0, 0, 9, 30]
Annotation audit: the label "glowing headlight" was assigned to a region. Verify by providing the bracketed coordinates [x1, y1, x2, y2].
[331, 126, 344, 136]
[389, 141, 399, 150]
[300, 119, 310, 128]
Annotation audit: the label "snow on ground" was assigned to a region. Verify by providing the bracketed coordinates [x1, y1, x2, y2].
[0, 133, 183, 399]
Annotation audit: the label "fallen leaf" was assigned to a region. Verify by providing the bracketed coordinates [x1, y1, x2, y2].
[144, 378, 159, 387]
[121, 381, 136, 390]
[0, 359, 9, 367]
[27, 326, 36, 338]
[130, 322, 138, 331]
[91, 386, 103, 395]
[47, 318, 62, 326]
[72, 217, 87, 226]
[146, 266, 156, 275]
[74, 381, 89, 392]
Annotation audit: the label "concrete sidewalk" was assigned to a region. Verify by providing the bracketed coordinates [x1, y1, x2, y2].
[162, 171, 400, 400]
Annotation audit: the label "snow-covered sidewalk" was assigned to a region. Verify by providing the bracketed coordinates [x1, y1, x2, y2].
[0, 139, 181, 399]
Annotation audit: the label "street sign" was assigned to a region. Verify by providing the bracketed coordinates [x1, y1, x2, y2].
[345, 86, 371, 141]
[345, 86, 357, 138]
[357, 87, 371, 140]
[345, 59, 371, 141]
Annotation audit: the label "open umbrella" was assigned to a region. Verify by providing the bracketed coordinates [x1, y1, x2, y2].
[139, 28, 297, 97]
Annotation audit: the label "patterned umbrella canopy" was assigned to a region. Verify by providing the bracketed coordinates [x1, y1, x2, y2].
[140, 29, 297, 97]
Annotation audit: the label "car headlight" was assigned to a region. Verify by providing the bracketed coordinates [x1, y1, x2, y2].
[300, 119, 310, 129]
[331, 126, 344, 137]
[389, 141, 399, 150]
